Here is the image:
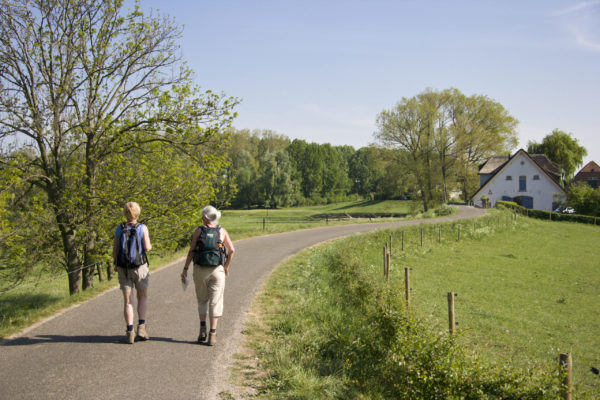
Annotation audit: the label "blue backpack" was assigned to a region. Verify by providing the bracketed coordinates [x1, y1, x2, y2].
[116, 223, 148, 269]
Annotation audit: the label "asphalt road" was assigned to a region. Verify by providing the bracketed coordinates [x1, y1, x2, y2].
[0, 206, 484, 400]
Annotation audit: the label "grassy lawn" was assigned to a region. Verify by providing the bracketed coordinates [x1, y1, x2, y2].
[0, 200, 422, 339]
[405, 215, 600, 395]
[220, 200, 423, 239]
[239, 211, 600, 398]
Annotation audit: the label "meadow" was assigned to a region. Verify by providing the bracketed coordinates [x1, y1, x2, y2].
[237, 211, 600, 398]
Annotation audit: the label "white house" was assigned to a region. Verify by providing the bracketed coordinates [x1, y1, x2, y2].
[472, 149, 566, 211]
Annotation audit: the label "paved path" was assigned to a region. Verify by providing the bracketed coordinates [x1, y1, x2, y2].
[1, 206, 484, 400]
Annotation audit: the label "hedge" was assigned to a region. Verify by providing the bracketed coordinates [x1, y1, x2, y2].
[496, 201, 598, 225]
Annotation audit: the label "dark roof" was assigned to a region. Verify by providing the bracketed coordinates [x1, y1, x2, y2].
[478, 152, 561, 183]
[478, 155, 509, 174]
[530, 154, 561, 180]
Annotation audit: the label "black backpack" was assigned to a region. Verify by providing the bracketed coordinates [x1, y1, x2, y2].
[193, 226, 227, 266]
[116, 223, 148, 269]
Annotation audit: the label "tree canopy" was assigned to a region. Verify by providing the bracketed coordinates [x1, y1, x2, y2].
[527, 129, 587, 181]
[375, 88, 518, 210]
[0, 0, 238, 293]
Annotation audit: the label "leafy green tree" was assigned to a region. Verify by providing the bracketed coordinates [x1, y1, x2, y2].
[0, 0, 237, 293]
[375, 94, 439, 210]
[376, 88, 518, 209]
[320, 144, 351, 201]
[258, 150, 297, 208]
[527, 129, 587, 181]
[567, 182, 600, 216]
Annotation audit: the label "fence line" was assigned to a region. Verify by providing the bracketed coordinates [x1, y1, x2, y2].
[378, 212, 585, 398]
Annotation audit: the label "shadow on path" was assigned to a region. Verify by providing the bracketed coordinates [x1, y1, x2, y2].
[2, 335, 193, 346]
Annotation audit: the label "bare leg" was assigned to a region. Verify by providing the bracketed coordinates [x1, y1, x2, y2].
[122, 288, 134, 326]
[136, 288, 147, 321]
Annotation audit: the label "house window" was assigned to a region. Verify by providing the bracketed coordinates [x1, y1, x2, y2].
[519, 176, 526, 192]
[506, 175, 512, 180]
[533, 175, 540, 180]
[589, 179, 598, 189]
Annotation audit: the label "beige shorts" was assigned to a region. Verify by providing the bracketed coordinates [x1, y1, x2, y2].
[193, 264, 226, 318]
[117, 263, 149, 291]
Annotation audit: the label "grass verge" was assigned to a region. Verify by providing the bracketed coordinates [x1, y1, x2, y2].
[237, 210, 599, 398]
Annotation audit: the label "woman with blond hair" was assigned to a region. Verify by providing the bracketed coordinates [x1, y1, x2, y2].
[113, 202, 152, 344]
[181, 205, 235, 346]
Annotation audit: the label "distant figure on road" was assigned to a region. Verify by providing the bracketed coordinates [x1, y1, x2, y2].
[113, 202, 152, 344]
[181, 205, 235, 346]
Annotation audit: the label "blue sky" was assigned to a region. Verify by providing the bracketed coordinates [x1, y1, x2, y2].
[135, 0, 600, 166]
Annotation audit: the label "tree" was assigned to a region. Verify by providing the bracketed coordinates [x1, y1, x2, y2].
[375, 88, 518, 209]
[258, 150, 297, 208]
[375, 92, 440, 210]
[567, 182, 600, 216]
[527, 129, 587, 181]
[0, 0, 237, 294]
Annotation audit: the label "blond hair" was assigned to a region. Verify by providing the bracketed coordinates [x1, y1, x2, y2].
[123, 202, 141, 222]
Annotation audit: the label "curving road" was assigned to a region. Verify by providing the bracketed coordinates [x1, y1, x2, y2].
[0, 206, 484, 400]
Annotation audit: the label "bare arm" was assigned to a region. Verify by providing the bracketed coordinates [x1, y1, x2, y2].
[221, 228, 235, 276]
[143, 225, 152, 251]
[181, 228, 200, 281]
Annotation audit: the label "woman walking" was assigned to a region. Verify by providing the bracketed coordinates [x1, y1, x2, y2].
[181, 206, 235, 345]
[113, 202, 152, 344]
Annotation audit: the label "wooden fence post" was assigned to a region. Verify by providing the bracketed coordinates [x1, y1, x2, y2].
[383, 245, 387, 279]
[326, 215, 329, 225]
[386, 251, 390, 282]
[559, 353, 572, 400]
[404, 267, 410, 305]
[447, 292, 457, 335]
[263, 218, 266, 231]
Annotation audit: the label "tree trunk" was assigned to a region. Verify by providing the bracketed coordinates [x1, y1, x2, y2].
[56, 216, 82, 295]
[82, 144, 98, 291]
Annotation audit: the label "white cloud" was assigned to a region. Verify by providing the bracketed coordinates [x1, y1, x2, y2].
[553, 1, 600, 52]
[554, 0, 600, 15]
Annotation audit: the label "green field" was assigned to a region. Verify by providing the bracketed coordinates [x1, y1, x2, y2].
[0, 200, 425, 339]
[238, 211, 600, 398]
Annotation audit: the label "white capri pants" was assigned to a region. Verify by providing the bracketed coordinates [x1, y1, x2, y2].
[193, 264, 226, 318]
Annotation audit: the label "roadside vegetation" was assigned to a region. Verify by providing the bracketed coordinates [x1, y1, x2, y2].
[238, 210, 599, 398]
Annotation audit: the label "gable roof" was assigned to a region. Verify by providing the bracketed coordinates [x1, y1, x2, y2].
[478, 155, 509, 174]
[576, 161, 600, 174]
[472, 149, 566, 200]
[572, 161, 600, 185]
[477, 151, 561, 184]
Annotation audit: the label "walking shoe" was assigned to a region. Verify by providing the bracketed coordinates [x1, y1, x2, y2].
[136, 324, 150, 341]
[206, 331, 216, 346]
[126, 330, 135, 344]
[198, 327, 207, 344]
